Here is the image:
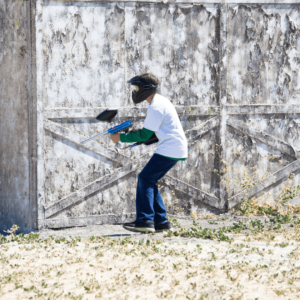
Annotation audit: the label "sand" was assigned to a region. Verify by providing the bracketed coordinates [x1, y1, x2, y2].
[0, 219, 300, 300]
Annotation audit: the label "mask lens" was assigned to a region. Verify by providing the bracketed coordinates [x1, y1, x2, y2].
[131, 85, 139, 93]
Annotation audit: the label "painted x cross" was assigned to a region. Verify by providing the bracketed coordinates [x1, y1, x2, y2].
[43, 107, 221, 222]
[43, 104, 300, 227]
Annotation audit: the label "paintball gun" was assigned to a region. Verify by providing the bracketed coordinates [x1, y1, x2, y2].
[80, 108, 159, 148]
[80, 109, 132, 145]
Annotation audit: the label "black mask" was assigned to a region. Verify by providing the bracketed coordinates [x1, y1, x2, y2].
[128, 76, 158, 104]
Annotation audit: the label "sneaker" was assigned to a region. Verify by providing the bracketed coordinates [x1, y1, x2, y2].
[123, 221, 155, 233]
[155, 221, 172, 232]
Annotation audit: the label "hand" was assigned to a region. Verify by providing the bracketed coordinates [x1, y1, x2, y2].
[110, 134, 120, 143]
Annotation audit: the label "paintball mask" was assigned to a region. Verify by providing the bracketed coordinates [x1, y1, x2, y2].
[128, 76, 158, 104]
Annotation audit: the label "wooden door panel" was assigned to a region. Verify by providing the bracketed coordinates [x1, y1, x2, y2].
[227, 5, 300, 105]
[51, 172, 137, 219]
[226, 125, 296, 197]
[44, 130, 121, 206]
[43, 2, 126, 108]
[232, 115, 300, 150]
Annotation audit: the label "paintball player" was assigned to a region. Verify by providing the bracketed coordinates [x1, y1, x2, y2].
[110, 73, 187, 233]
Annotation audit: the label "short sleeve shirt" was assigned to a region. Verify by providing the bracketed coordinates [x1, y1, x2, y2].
[143, 94, 187, 159]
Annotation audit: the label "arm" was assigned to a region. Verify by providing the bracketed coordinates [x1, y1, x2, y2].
[119, 127, 154, 143]
[110, 105, 161, 144]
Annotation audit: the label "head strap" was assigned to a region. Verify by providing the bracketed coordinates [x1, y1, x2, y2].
[127, 76, 158, 90]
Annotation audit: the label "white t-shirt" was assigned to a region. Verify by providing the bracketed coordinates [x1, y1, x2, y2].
[143, 94, 188, 159]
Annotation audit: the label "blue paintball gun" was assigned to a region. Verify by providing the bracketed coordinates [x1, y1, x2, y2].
[80, 109, 132, 145]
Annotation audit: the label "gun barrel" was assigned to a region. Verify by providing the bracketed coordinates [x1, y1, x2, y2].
[80, 131, 108, 144]
[80, 120, 132, 144]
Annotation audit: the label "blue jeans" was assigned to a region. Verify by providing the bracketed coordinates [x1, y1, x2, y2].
[135, 154, 177, 224]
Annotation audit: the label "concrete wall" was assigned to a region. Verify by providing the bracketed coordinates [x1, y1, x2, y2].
[0, 0, 37, 233]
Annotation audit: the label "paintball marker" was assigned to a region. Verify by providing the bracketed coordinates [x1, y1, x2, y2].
[80, 109, 132, 145]
[80, 108, 159, 148]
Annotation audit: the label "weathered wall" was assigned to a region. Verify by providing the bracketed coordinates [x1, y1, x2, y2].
[2, 0, 300, 231]
[227, 5, 300, 105]
[35, 1, 300, 229]
[0, 0, 37, 232]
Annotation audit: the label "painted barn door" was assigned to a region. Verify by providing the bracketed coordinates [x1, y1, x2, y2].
[36, 1, 223, 229]
[36, 1, 300, 229]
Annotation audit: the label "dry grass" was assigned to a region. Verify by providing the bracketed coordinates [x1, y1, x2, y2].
[193, 211, 216, 220]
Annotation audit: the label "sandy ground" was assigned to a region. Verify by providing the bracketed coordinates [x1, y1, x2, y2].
[0, 216, 300, 300]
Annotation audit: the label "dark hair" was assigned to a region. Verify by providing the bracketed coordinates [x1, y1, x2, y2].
[138, 73, 160, 88]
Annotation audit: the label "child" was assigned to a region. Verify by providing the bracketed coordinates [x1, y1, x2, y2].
[110, 73, 187, 232]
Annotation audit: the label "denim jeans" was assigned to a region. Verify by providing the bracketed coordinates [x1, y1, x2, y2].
[135, 154, 178, 224]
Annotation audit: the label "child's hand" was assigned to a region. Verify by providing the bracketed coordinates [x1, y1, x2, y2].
[110, 134, 120, 143]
